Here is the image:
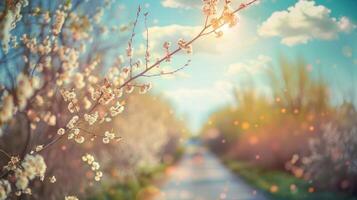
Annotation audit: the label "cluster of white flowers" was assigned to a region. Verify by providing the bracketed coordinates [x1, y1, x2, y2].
[57, 48, 79, 82]
[102, 130, 116, 144]
[61, 89, 79, 113]
[67, 128, 84, 144]
[90, 88, 101, 102]
[0, 92, 14, 125]
[125, 85, 135, 94]
[82, 97, 92, 110]
[20, 35, 39, 54]
[98, 86, 115, 105]
[57, 128, 65, 135]
[110, 101, 124, 117]
[203, 0, 239, 38]
[84, 112, 98, 125]
[52, 10, 66, 35]
[0, 74, 40, 126]
[42, 112, 56, 126]
[68, 12, 91, 41]
[35, 145, 44, 152]
[211, 8, 237, 30]
[17, 73, 40, 110]
[66, 115, 79, 129]
[0, 12, 14, 54]
[202, 0, 218, 16]
[13, 154, 46, 196]
[22, 154, 47, 179]
[36, 36, 52, 56]
[66, 128, 83, 143]
[4, 156, 20, 171]
[65, 196, 79, 200]
[177, 39, 192, 54]
[49, 176, 56, 183]
[82, 154, 102, 181]
[222, 5, 238, 27]
[0, 180, 11, 200]
[73, 73, 85, 89]
[120, 67, 130, 79]
[0, 0, 29, 53]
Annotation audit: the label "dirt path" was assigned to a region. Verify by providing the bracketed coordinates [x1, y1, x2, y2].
[155, 144, 268, 200]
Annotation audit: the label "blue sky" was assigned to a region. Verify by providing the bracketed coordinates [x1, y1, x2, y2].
[113, 0, 357, 132]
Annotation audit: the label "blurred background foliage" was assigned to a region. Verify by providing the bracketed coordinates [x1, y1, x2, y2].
[87, 93, 187, 200]
[201, 56, 357, 199]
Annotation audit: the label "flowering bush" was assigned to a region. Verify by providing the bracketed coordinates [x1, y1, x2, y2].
[300, 103, 357, 192]
[0, 0, 258, 199]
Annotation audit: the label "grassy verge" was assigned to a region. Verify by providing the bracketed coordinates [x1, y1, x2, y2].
[88, 164, 167, 200]
[224, 160, 357, 200]
[88, 147, 184, 200]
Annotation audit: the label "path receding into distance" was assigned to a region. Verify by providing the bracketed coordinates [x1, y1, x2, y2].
[155, 142, 268, 200]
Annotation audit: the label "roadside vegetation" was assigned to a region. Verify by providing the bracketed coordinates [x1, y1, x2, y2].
[225, 160, 357, 200]
[202, 56, 357, 199]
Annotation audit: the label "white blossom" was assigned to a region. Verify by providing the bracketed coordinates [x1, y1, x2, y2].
[21, 154, 47, 180]
[0, 93, 14, 124]
[57, 128, 65, 135]
[49, 176, 56, 183]
[52, 10, 66, 35]
[110, 102, 124, 117]
[16, 73, 36, 110]
[84, 112, 98, 125]
[66, 115, 79, 129]
[0, 0, 29, 53]
[0, 180, 11, 200]
[65, 196, 79, 200]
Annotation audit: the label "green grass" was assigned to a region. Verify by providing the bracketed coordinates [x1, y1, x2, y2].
[88, 164, 167, 200]
[224, 160, 357, 200]
[88, 146, 185, 200]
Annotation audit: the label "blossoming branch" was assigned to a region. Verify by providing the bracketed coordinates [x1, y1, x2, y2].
[0, 0, 259, 199]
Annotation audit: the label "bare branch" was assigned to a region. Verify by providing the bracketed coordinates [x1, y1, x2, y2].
[128, 6, 141, 78]
[143, 60, 191, 78]
[144, 12, 150, 69]
[32, 0, 259, 163]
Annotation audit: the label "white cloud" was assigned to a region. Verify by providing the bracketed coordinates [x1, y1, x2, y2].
[163, 80, 234, 131]
[164, 80, 234, 111]
[258, 0, 356, 46]
[225, 55, 272, 76]
[161, 0, 201, 9]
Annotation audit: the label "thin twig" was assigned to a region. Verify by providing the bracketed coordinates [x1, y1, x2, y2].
[128, 6, 141, 78]
[0, 149, 11, 159]
[143, 60, 191, 77]
[144, 12, 149, 69]
[78, 127, 121, 140]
